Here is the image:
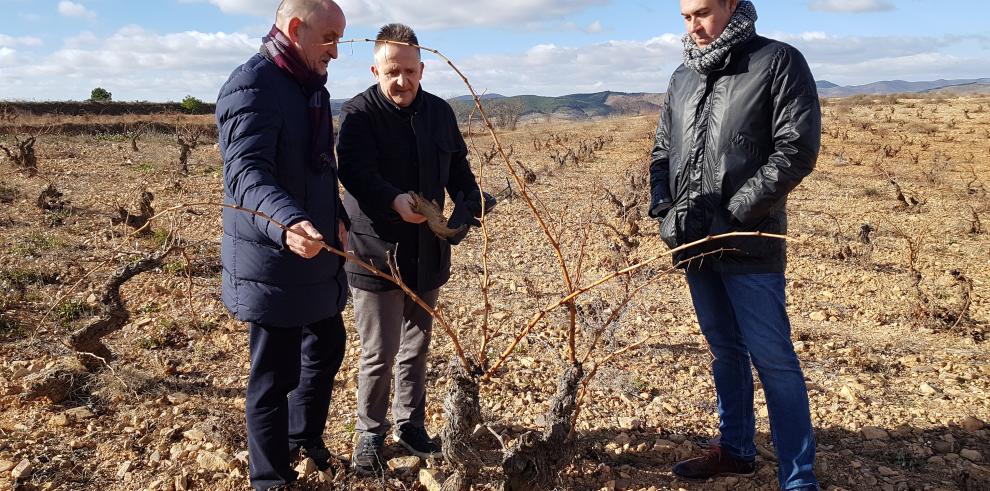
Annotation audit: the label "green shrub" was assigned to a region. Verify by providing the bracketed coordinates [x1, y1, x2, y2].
[151, 229, 172, 248]
[89, 87, 112, 102]
[180, 95, 206, 114]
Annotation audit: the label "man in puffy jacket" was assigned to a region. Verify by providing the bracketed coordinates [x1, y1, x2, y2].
[649, 0, 821, 489]
[216, 1, 348, 489]
[336, 23, 485, 475]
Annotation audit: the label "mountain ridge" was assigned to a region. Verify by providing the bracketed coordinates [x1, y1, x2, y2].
[436, 77, 990, 121]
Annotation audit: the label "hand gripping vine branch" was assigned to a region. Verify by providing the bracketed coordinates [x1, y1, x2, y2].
[41, 200, 473, 371]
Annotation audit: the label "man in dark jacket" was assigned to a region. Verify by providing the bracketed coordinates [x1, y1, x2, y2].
[216, 1, 348, 489]
[649, 1, 820, 489]
[336, 23, 483, 475]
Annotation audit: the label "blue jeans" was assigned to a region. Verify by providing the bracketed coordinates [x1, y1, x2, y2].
[686, 271, 818, 490]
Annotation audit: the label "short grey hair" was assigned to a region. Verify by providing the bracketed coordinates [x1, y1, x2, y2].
[374, 23, 420, 56]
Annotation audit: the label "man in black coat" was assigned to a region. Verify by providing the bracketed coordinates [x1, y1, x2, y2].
[649, 1, 821, 489]
[336, 23, 483, 475]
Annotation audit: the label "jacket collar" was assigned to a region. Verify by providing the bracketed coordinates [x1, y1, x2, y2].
[709, 35, 761, 76]
[370, 84, 424, 116]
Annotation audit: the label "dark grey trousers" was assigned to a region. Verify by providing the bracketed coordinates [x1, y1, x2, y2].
[352, 287, 439, 437]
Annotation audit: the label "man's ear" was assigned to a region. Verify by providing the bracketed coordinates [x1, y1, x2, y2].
[370, 64, 379, 79]
[419, 61, 425, 76]
[286, 17, 303, 44]
[729, 0, 740, 11]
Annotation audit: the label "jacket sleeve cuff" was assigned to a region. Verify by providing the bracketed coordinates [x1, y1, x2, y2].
[649, 200, 672, 218]
[727, 197, 750, 227]
[268, 206, 310, 249]
[381, 187, 403, 216]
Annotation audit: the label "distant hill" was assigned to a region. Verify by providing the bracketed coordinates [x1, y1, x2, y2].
[818, 78, 990, 97]
[446, 90, 664, 122]
[449, 94, 506, 102]
[923, 82, 990, 95]
[7, 77, 989, 123]
[416, 77, 990, 123]
[329, 93, 504, 115]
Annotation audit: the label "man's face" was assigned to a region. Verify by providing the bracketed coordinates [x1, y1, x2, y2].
[372, 44, 424, 108]
[288, 4, 346, 76]
[680, 0, 738, 48]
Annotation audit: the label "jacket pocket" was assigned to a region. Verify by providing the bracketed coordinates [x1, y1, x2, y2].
[730, 132, 767, 161]
[659, 210, 678, 249]
[434, 134, 462, 186]
[348, 219, 398, 274]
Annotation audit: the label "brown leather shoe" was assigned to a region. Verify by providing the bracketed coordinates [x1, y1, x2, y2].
[672, 445, 757, 480]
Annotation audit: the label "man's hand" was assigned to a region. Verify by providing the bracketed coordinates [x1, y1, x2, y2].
[286, 220, 324, 259]
[392, 193, 427, 224]
[338, 219, 349, 252]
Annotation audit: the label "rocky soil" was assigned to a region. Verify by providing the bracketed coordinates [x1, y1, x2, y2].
[0, 94, 988, 490]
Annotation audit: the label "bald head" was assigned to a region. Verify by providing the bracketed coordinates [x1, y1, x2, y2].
[276, 0, 344, 33]
[275, 0, 345, 77]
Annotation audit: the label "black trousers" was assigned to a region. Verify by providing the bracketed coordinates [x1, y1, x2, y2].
[246, 315, 346, 490]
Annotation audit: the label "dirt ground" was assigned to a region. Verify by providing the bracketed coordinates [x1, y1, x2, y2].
[0, 94, 988, 491]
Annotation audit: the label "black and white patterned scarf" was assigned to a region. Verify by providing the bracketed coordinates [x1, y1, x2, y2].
[682, 0, 758, 75]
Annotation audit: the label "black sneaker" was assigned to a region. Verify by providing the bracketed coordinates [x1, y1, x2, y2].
[295, 441, 335, 471]
[393, 424, 442, 460]
[351, 433, 385, 476]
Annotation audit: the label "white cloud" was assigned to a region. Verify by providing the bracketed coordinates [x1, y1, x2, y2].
[347, 0, 608, 29]
[57, 1, 97, 18]
[0, 48, 19, 66]
[2, 26, 988, 102]
[187, 0, 607, 29]
[809, 52, 990, 85]
[416, 34, 683, 96]
[180, 0, 277, 17]
[0, 26, 259, 101]
[765, 32, 990, 85]
[0, 35, 43, 48]
[62, 31, 99, 49]
[769, 31, 950, 64]
[584, 21, 604, 34]
[808, 0, 895, 13]
[411, 31, 990, 96]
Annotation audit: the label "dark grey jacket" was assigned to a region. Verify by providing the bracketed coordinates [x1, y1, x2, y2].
[337, 85, 479, 292]
[649, 35, 821, 273]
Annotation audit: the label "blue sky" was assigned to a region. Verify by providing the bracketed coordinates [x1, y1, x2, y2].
[1, 0, 989, 101]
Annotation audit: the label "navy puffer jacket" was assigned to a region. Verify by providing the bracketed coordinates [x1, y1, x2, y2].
[216, 53, 348, 327]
